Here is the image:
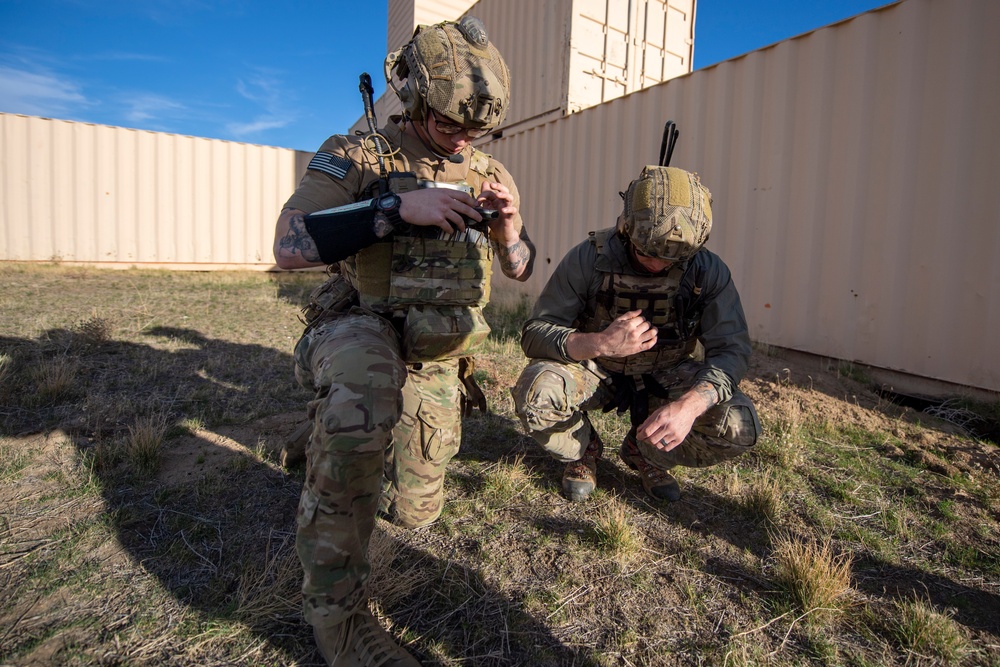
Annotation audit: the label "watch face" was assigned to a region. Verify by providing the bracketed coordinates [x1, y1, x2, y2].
[378, 193, 399, 210]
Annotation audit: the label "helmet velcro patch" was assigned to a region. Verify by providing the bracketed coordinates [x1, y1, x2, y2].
[620, 166, 713, 262]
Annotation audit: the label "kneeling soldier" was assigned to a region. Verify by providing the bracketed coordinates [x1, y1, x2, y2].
[513, 166, 759, 502]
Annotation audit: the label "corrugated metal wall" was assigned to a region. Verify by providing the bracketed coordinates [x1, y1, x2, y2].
[360, 0, 576, 137]
[467, 0, 574, 132]
[387, 0, 481, 54]
[0, 114, 308, 268]
[481, 0, 999, 391]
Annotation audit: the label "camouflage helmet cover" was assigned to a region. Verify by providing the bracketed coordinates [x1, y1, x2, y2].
[617, 166, 713, 263]
[385, 16, 510, 130]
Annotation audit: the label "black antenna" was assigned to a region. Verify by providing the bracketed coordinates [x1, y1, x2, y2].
[659, 120, 679, 166]
[359, 73, 388, 180]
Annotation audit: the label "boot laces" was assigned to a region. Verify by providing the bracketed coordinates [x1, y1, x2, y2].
[350, 612, 402, 667]
[624, 436, 670, 480]
[567, 435, 602, 478]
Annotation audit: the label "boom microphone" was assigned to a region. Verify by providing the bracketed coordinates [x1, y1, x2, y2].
[448, 153, 464, 163]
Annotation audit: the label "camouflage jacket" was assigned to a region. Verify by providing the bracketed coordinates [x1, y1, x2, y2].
[520, 228, 751, 402]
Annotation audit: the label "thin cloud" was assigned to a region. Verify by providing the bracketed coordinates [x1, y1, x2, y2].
[227, 117, 288, 135]
[122, 93, 187, 125]
[225, 67, 296, 139]
[87, 52, 169, 63]
[0, 65, 88, 118]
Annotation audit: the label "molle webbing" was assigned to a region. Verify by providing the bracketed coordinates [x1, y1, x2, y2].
[345, 168, 497, 314]
[347, 234, 493, 312]
[582, 266, 697, 376]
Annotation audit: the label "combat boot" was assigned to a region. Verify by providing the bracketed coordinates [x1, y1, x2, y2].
[562, 432, 603, 502]
[619, 436, 681, 502]
[313, 608, 421, 667]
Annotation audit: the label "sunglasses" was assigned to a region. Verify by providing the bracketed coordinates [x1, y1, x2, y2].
[429, 110, 491, 139]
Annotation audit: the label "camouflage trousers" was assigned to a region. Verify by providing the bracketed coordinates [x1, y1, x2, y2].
[293, 311, 463, 628]
[512, 359, 760, 471]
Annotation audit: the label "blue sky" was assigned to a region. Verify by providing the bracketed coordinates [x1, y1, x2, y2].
[0, 0, 892, 152]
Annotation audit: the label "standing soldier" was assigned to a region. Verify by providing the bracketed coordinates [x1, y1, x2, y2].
[512, 165, 758, 503]
[273, 17, 533, 666]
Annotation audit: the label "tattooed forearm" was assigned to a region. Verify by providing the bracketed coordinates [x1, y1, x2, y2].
[690, 380, 720, 409]
[495, 239, 530, 277]
[278, 211, 322, 263]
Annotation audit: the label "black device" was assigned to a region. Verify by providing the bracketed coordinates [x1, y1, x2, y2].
[304, 198, 497, 263]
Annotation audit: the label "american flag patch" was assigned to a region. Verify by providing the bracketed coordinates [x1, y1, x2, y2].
[307, 151, 352, 180]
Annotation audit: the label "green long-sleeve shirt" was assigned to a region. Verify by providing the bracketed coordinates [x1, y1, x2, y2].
[520, 229, 752, 402]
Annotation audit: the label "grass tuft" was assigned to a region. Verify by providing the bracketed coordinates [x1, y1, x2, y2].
[592, 498, 643, 558]
[771, 532, 853, 624]
[480, 454, 533, 506]
[233, 534, 301, 625]
[889, 597, 970, 664]
[742, 470, 785, 525]
[125, 413, 169, 477]
[32, 355, 79, 403]
[71, 315, 113, 345]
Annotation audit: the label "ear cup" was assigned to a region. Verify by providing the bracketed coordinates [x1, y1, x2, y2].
[397, 82, 416, 115]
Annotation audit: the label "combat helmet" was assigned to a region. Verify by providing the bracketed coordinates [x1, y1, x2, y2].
[384, 16, 510, 132]
[617, 166, 713, 263]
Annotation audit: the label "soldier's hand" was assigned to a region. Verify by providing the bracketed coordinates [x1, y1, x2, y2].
[637, 401, 697, 452]
[598, 310, 657, 358]
[638, 381, 719, 452]
[398, 188, 482, 234]
[478, 182, 518, 241]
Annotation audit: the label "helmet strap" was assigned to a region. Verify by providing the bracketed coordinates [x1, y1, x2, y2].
[408, 107, 458, 160]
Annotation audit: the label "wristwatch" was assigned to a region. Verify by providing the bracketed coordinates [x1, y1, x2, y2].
[373, 192, 403, 237]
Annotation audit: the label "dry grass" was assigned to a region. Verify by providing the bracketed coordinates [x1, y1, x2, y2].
[32, 355, 79, 404]
[480, 453, 534, 506]
[770, 532, 854, 625]
[125, 413, 169, 477]
[889, 597, 971, 665]
[741, 470, 785, 525]
[592, 497, 644, 560]
[1, 264, 998, 666]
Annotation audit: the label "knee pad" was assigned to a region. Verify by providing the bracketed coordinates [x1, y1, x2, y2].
[513, 366, 573, 427]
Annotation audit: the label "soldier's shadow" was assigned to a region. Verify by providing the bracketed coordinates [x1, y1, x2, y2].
[3, 327, 574, 664]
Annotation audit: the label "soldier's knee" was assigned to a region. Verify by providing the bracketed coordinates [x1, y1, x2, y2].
[695, 392, 760, 449]
[512, 367, 573, 430]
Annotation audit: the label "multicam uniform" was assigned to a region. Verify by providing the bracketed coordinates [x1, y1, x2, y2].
[512, 228, 760, 473]
[286, 118, 524, 629]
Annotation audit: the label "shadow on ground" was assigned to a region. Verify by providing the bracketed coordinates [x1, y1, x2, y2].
[1, 327, 576, 665]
